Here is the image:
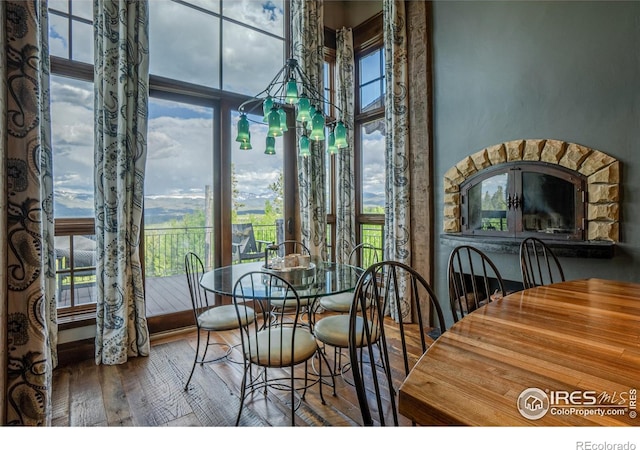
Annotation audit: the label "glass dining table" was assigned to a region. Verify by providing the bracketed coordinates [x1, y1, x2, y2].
[199, 255, 364, 300]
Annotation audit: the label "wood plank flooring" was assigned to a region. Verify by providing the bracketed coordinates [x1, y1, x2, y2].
[52, 319, 419, 427]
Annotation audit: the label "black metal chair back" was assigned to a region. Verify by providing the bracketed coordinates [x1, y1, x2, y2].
[276, 240, 310, 257]
[348, 242, 379, 269]
[185, 251, 208, 317]
[447, 245, 506, 323]
[232, 270, 326, 426]
[348, 260, 447, 426]
[519, 237, 565, 289]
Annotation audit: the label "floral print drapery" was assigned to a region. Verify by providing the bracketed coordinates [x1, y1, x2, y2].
[94, 0, 150, 364]
[3, 0, 57, 425]
[334, 27, 356, 264]
[383, 1, 434, 323]
[291, 0, 327, 259]
[383, 0, 411, 321]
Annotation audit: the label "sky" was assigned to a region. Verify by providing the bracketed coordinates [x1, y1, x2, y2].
[48, 0, 386, 217]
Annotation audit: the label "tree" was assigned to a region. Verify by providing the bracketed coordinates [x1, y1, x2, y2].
[232, 163, 244, 223]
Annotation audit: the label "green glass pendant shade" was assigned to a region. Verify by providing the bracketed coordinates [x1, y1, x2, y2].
[262, 96, 273, 123]
[334, 121, 348, 148]
[268, 107, 282, 137]
[306, 105, 316, 132]
[285, 78, 298, 104]
[265, 136, 276, 155]
[296, 94, 311, 122]
[240, 131, 252, 150]
[299, 135, 310, 156]
[235, 114, 250, 143]
[278, 108, 288, 132]
[327, 130, 338, 154]
[310, 110, 325, 141]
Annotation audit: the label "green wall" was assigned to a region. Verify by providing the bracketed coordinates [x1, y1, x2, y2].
[431, 1, 640, 318]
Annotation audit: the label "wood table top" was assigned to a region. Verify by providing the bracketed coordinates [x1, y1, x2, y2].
[398, 278, 640, 426]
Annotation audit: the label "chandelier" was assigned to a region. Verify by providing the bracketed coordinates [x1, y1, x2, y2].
[234, 58, 347, 156]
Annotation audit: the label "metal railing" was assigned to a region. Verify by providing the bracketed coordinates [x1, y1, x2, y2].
[55, 222, 385, 308]
[144, 226, 215, 276]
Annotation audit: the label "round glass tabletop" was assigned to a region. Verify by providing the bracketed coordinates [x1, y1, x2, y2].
[199, 256, 363, 299]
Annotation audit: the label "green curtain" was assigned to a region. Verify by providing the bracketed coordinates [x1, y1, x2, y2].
[335, 27, 356, 264]
[93, 0, 150, 365]
[291, 0, 327, 259]
[3, 0, 57, 425]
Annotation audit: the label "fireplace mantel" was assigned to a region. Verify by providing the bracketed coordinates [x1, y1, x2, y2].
[440, 233, 615, 259]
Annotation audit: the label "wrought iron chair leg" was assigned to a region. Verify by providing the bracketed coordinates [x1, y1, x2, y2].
[184, 328, 201, 390]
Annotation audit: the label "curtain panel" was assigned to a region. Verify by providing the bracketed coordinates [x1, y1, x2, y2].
[291, 0, 327, 259]
[3, 0, 57, 425]
[93, 0, 150, 365]
[382, 0, 434, 324]
[334, 27, 356, 264]
[383, 0, 411, 321]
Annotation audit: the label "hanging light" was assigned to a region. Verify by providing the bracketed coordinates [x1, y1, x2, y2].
[262, 96, 273, 123]
[296, 94, 311, 122]
[240, 131, 252, 150]
[299, 134, 310, 157]
[327, 130, 338, 155]
[235, 114, 250, 143]
[285, 78, 298, 104]
[267, 107, 282, 137]
[334, 121, 348, 149]
[236, 58, 346, 155]
[279, 108, 288, 133]
[265, 136, 276, 155]
[310, 110, 325, 141]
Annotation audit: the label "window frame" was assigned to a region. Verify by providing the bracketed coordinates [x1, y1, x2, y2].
[49, 0, 295, 330]
[353, 21, 385, 251]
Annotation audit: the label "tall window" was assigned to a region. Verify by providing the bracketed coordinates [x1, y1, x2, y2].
[49, 1, 97, 313]
[356, 46, 385, 253]
[48, 0, 289, 324]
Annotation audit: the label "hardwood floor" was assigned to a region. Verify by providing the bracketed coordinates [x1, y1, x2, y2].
[52, 319, 420, 427]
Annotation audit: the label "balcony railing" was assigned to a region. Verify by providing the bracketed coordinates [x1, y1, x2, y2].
[55, 223, 385, 313]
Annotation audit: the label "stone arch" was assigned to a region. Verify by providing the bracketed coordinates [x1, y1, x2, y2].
[443, 139, 620, 242]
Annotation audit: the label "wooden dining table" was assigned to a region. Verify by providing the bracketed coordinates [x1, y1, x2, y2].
[398, 278, 640, 426]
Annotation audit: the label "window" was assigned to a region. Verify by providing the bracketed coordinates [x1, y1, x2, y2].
[148, 0, 285, 95]
[48, 0, 290, 324]
[49, 1, 97, 314]
[355, 46, 385, 254]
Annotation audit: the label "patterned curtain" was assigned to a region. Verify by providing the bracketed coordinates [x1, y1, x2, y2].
[383, 0, 411, 321]
[383, 1, 434, 323]
[291, 0, 327, 259]
[334, 27, 356, 264]
[93, 0, 150, 365]
[3, 0, 57, 425]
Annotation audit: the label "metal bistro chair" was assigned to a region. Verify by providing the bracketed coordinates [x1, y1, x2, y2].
[348, 260, 447, 426]
[275, 240, 310, 257]
[314, 243, 379, 381]
[232, 270, 331, 426]
[447, 245, 506, 323]
[519, 237, 565, 289]
[183, 252, 255, 391]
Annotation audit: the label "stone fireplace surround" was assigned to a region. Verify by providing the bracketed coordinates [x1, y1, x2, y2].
[442, 139, 619, 258]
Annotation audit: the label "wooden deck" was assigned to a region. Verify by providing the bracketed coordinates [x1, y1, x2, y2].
[58, 273, 194, 317]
